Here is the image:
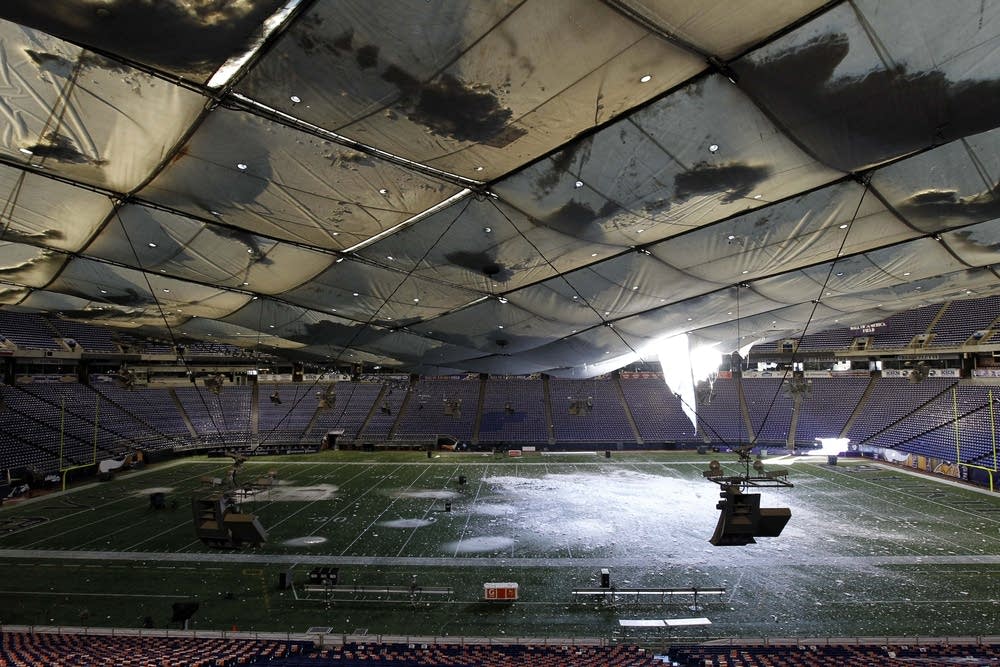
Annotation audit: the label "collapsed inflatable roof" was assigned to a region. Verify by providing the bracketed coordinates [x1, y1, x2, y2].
[0, 1, 999, 376]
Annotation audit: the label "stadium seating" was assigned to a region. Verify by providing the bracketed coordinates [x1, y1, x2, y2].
[795, 377, 871, 445]
[929, 295, 1000, 347]
[394, 378, 480, 441]
[0, 632, 304, 667]
[4, 634, 998, 667]
[547, 378, 635, 444]
[174, 385, 253, 446]
[696, 377, 745, 444]
[268, 641, 663, 666]
[478, 377, 550, 444]
[618, 377, 697, 444]
[845, 378, 957, 447]
[48, 319, 120, 353]
[90, 384, 193, 445]
[258, 383, 319, 444]
[0, 311, 62, 350]
[742, 378, 793, 446]
[868, 304, 943, 349]
[307, 382, 384, 444]
[357, 381, 410, 442]
[668, 642, 1000, 666]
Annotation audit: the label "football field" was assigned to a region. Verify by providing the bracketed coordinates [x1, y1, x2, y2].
[1, 451, 999, 641]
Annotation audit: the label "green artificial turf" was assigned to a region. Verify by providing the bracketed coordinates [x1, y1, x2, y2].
[1, 451, 998, 642]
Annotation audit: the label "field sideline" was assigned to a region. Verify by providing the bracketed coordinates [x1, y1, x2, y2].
[1, 451, 998, 640]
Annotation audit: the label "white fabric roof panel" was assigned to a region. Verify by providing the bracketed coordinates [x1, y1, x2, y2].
[138, 109, 462, 250]
[281, 259, 481, 325]
[649, 182, 913, 284]
[0, 165, 113, 252]
[84, 204, 334, 294]
[0, 0, 291, 82]
[492, 74, 842, 257]
[357, 198, 569, 292]
[239, 0, 705, 180]
[0, 20, 205, 192]
[0, 2, 997, 374]
[870, 127, 1000, 234]
[47, 257, 251, 321]
[0, 242, 68, 287]
[732, 1, 1000, 173]
[617, 0, 831, 59]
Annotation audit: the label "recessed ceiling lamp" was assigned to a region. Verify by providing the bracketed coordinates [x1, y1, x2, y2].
[237, 163, 248, 170]
[148, 242, 157, 248]
[639, 74, 652, 83]
[574, 180, 584, 188]
[290, 95, 301, 103]
[709, 144, 719, 153]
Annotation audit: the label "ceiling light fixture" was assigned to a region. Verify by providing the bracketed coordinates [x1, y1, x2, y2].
[148, 242, 157, 248]
[639, 74, 652, 83]
[237, 163, 248, 170]
[574, 180, 584, 188]
[709, 144, 719, 153]
[290, 95, 301, 103]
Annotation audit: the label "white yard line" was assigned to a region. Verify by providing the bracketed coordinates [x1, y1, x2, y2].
[338, 465, 431, 556]
[452, 464, 490, 558]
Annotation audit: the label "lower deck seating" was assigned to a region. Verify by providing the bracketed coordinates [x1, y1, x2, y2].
[668, 642, 1000, 666]
[0, 632, 304, 667]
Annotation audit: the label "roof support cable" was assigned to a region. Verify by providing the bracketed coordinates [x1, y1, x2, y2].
[486, 198, 646, 363]
[256, 197, 474, 446]
[114, 210, 227, 445]
[749, 176, 871, 448]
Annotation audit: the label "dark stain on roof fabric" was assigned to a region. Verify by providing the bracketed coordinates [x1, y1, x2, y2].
[3, 0, 288, 80]
[674, 163, 772, 204]
[897, 185, 1000, 226]
[25, 132, 106, 165]
[445, 250, 513, 283]
[733, 33, 1000, 171]
[381, 66, 526, 146]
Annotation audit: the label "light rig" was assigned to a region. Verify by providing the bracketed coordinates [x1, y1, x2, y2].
[703, 446, 793, 546]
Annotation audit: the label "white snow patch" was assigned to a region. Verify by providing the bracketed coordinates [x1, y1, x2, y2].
[444, 536, 515, 553]
[379, 518, 436, 529]
[283, 536, 328, 546]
